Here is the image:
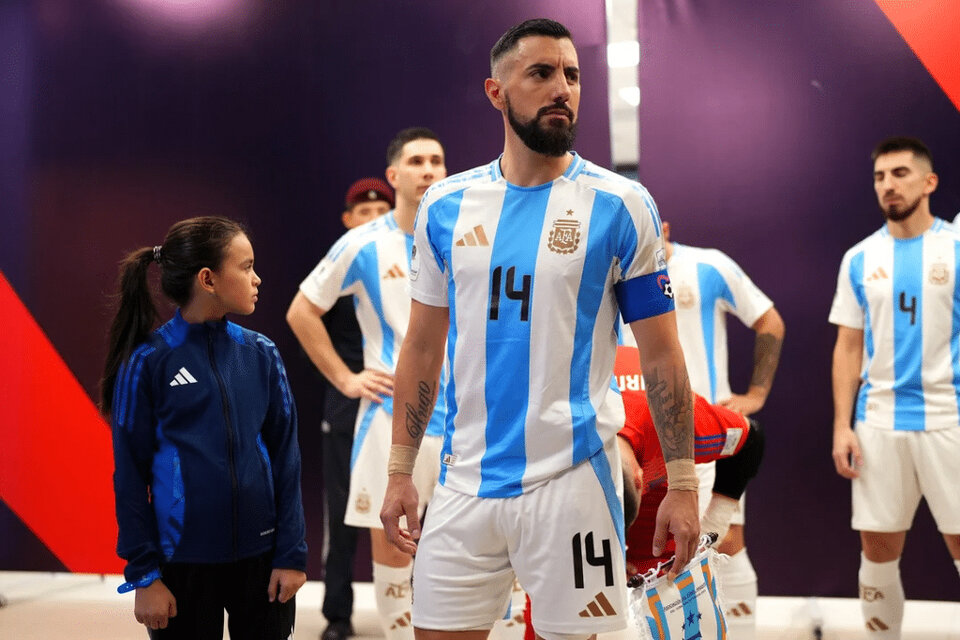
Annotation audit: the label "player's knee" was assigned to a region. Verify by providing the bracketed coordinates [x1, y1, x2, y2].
[713, 419, 764, 500]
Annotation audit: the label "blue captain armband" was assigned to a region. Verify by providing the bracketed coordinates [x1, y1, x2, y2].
[615, 270, 675, 323]
[117, 569, 162, 593]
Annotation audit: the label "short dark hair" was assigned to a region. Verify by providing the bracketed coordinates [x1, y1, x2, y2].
[490, 18, 572, 75]
[871, 136, 933, 168]
[386, 127, 443, 166]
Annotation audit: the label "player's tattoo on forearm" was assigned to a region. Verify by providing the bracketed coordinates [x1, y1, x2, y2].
[750, 332, 783, 390]
[644, 366, 694, 462]
[404, 380, 436, 443]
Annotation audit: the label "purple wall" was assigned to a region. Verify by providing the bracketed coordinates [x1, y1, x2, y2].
[638, 0, 960, 598]
[1, 1, 609, 580]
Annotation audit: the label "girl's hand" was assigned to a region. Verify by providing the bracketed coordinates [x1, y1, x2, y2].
[134, 579, 177, 630]
[268, 568, 307, 603]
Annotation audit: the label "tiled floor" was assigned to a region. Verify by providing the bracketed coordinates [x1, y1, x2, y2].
[0, 571, 958, 639]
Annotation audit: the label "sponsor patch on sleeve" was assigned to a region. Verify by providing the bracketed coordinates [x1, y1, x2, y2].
[409, 243, 420, 281]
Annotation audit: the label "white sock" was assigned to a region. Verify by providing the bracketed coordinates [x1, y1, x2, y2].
[700, 495, 738, 544]
[488, 579, 527, 640]
[373, 562, 414, 640]
[858, 553, 904, 639]
[719, 548, 757, 640]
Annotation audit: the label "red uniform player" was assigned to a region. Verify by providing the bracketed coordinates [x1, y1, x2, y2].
[615, 345, 764, 575]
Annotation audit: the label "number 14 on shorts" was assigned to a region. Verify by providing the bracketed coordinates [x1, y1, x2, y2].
[572, 532, 615, 588]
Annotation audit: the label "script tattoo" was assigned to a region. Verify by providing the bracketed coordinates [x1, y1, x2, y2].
[643, 366, 694, 462]
[750, 333, 783, 390]
[404, 380, 436, 443]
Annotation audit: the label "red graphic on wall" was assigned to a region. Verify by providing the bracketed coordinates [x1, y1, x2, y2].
[0, 271, 123, 573]
[875, 0, 960, 112]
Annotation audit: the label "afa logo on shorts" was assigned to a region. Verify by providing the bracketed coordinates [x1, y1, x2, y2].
[355, 489, 371, 514]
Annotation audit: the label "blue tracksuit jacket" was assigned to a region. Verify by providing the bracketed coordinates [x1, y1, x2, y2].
[111, 310, 307, 584]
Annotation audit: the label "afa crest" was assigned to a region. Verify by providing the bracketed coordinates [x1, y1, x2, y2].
[929, 262, 949, 285]
[676, 284, 695, 309]
[548, 215, 581, 254]
[355, 489, 371, 514]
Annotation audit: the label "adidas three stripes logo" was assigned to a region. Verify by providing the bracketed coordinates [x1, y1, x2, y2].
[169, 367, 198, 387]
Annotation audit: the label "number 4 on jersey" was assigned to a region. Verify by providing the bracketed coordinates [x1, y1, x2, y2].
[899, 291, 917, 325]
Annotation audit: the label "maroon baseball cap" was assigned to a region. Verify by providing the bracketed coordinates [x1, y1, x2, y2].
[345, 178, 394, 208]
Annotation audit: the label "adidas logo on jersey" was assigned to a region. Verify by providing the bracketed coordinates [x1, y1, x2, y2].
[383, 263, 406, 279]
[577, 592, 617, 618]
[169, 367, 197, 387]
[455, 225, 490, 247]
[866, 267, 889, 281]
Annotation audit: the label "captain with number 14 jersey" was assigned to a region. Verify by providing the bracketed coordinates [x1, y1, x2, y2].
[410, 153, 675, 498]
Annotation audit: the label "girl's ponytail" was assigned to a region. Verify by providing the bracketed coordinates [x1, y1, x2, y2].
[100, 247, 159, 415]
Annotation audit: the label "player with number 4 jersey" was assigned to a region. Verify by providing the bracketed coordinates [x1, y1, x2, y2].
[830, 137, 960, 640]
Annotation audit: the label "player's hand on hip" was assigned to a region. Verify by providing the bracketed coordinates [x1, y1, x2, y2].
[268, 568, 307, 603]
[134, 579, 177, 630]
[719, 392, 764, 416]
[832, 426, 862, 479]
[341, 369, 394, 402]
[654, 489, 700, 580]
[380, 473, 420, 555]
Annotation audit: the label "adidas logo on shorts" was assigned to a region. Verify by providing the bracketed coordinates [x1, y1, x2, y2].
[578, 592, 617, 618]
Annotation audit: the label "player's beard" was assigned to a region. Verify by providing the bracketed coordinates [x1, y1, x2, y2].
[506, 97, 577, 158]
[880, 194, 922, 222]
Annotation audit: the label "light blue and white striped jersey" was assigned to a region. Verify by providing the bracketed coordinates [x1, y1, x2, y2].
[623, 244, 773, 402]
[409, 153, 674, 498]
[829, 218, 960, 431]
[300, 212, 445, 436]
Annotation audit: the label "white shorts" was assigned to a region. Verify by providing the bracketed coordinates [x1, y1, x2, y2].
[852, 425, 960, 534]
[344, 399, 441, 529]
[412, 438, 627, 635]
[695, 462, 746, 527]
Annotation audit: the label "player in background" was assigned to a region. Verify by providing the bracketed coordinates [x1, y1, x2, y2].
[287, 129, 446, 640]
[622, 218, 784, 637]
[381, 18, 698, 640]
[296, 178, 393, 640]
[831, 137, 960, 639]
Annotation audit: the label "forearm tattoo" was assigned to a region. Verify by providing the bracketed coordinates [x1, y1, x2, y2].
[404, 380, 436, 444]
[750, 332, 783, 390]
[644, 366, 694, 462]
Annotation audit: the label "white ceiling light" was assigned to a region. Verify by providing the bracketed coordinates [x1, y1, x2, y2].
[607, 41, 640, 68]
[618, 86, 640, 107]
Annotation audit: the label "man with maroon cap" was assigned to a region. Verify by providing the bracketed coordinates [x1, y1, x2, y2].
[290, 177, 392, 640]
[342, 177, 394, 229]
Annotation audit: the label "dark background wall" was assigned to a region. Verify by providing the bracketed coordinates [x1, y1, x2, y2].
[2, 0, 959, 600]
[0, 0, 609, 581]
[637, 0, 960, 598]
